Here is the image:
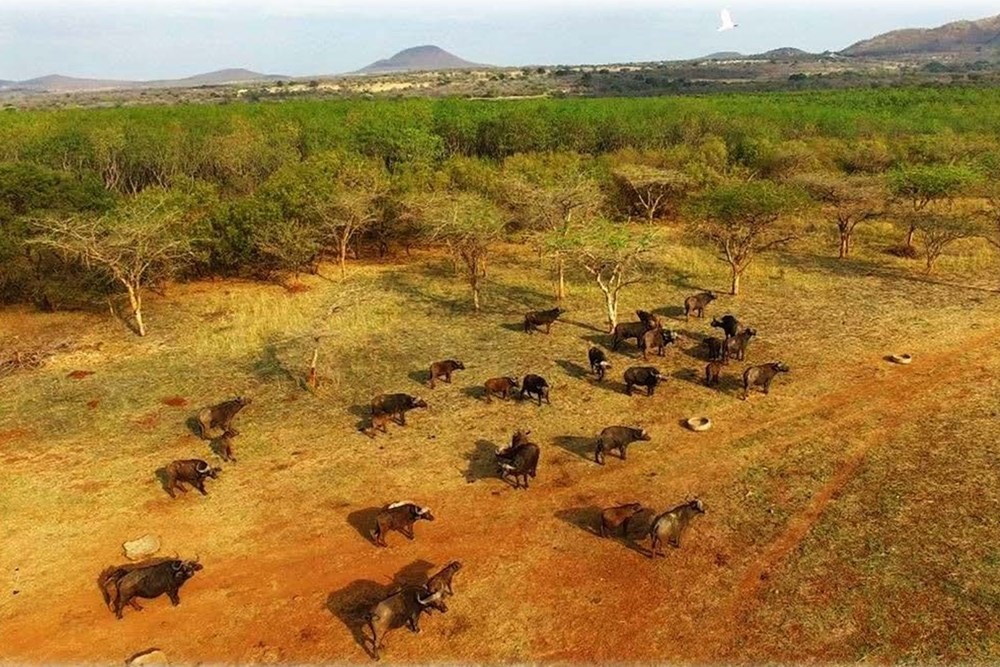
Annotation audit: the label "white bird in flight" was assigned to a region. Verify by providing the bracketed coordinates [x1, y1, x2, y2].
[718, 8, 738, 31]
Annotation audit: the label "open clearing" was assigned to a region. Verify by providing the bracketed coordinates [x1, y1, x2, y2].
[1, 232, 999, 663]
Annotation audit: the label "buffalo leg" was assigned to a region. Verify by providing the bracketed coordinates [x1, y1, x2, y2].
[129, 599, 143, 611]
[195, 481, 207, 495]
[168, 590, 180, 606]
[621, 518, 630, 538]
[402, 526, 414, 540]
[620, 445, 627, 461]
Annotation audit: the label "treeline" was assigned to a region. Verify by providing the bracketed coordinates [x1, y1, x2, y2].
[2, 89, 1000, 334]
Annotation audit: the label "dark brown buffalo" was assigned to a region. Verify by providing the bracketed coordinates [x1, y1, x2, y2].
[723, 327, 757, 361]
[364, 586, 445, 661]
[370, 501, 435, 547]
[703, 336, 725, 362]
[684, 292, 716, 320]
[611, 321, 653, 351]
[496, 441, 540, 489]
[588, 347, 611, 381]
[639, 327, 678, 361]
[428, 360, 465, 389]
[483, 376, 518, 402]
[213, 428, 239, 462]
[623, 366, 666, 396]
[649, 499, 706, 557]
[742, 362, 790, 400]
[99, 558, 203, 619]
[636, 310, 661, 329]
[197, 396, 251, 439]
[371, 393, 427, 427]
[523, 307, 563, 334]
[711, 314, 740, 339]
[594, 426, 650, 465]
[520, 374, 550, 406]
[162, 459, 220, 498]
[600, 503, 644, 538]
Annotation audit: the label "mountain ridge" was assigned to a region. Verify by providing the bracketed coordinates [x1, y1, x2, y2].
[356, 45, 485, 74]
[841, 13, 1000, 57]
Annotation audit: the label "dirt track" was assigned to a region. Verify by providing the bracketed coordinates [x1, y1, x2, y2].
[3, 316, 996, 664]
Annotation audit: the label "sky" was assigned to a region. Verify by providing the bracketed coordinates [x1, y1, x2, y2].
[0, 0, 998, 81]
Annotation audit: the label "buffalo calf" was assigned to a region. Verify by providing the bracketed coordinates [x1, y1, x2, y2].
[484, 376, 518, 402]
[429, 360, 464, 389]
[705, 361, 725, 387]
[600, 503, 644, 538]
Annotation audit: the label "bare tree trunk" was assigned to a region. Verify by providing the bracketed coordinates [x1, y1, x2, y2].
[125, 282, 146, 337]
[338, 235, 349, 280]
[905, 224, 916, 248]
[470, 261, 481, 312]
[730, 265, 741, 296]
[839, 233, 850, 259]
[603, 288, 618, 332]
[556, 255, 566, 301]
[307, 344, 319, 389]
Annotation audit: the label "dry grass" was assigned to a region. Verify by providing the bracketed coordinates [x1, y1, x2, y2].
[0, 223, 998, 663]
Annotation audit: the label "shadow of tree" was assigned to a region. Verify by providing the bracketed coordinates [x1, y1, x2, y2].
[551, 435, 594, 462]
[252, 344, 295, 383]
[464, 440, 499, 483]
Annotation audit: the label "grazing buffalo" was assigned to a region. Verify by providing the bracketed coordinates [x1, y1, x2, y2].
[649, 499, 705, 557]
[639, 327, 678, 361]
[705, 361, 725, 387]
[429, 360, 464, 388]
[520, 374, 550, 406]
[197, 396, 251, 439]
[524, 307, 563, 334]
[600, 503, 644, 538]
[684, 292, 716, 320]
[742, 362, 790, 400]
[711, 314, 740, 339]
[594, 426, 650, 465]
[588, 347, 611, 381]
[371, 393, 427, 427]
[370, 501, 435, 547]
[723, 327, 757, 362]
[484, 376, 519, 402]
[496, 441, 540, 489]
[424, 561, 462, 613]
[162, 459, 220, 498]
[98, 558, 203, 619]
[364, 586, 445, 661]
[703, 336, 725, 362]
[623, 366, 667, 396]
[611, 321, 653, 351]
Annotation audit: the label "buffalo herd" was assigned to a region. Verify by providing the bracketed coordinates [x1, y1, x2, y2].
[97, 292, 792, 661]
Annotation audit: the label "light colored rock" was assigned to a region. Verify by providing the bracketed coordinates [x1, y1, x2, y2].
[122, 534, 161, 561]
[126, 648, 168, 666]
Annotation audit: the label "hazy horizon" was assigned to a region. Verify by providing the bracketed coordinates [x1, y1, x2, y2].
[1, 0, 999, 81]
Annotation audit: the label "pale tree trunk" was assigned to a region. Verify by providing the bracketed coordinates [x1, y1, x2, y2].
[602, 287, 619, 333]
[307, 345, 319, 389]
[729, 265, 741, 296]
[839, 232, 850, 259]
[338, 234, 349, 279]
[125, 282, 146, 337]
[556, 255, 566, 301]
[905, 224, 916, 248]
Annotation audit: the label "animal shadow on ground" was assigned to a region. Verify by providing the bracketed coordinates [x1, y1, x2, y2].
[562, 318, 603, 333]
[555, 506, 602, 536]
[325, 560, 437, 659]
[556, 359, 590, 380]
[461, 385, 486, 401]
[153, 467, 172, 497]
[671, 367, 703, 387]
[208, 436, 232, 461]
[552, 435, 594, 462]
[500, 321, 526, 333]
[581, 332, 611, 348]
[464, 440, 499, 483]
[348, 404, 372, 433]
[653, 305, 687, 320]
[185, 416, 204, 438]
[407, 369, 430, 387]
[347, 507, 383, 545]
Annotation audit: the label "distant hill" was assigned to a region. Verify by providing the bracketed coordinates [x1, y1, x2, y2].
[0, 69, 287, 93]
[357, 45, 484, 74]
[842, 13, 1000, 57]
[696, 51, 745, 60]
[756, 47, 817, 59]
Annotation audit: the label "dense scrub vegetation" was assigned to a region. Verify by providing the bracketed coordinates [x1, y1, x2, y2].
[1, 88, 999, 333]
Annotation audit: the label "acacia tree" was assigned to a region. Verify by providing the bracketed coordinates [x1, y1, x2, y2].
[266, 151, 388, 278]
[559, 220, 658, 331]
[502, 153, 603, 301]
[32, 190, 200, 336]
[692, 181, 803, 296]
[911, 212, 983, 274]
[418, 192, 508, 311]
[888, 165, 978, 249]
[611, 165, 694, 223]
[796, 173, 885, 258]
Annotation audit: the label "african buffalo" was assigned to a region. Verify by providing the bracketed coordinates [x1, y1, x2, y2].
[428, 360, 464, 388]
[684, 292, 716, 320]
[649, 499, 705, 557]
[524, 307, 563, 334]
[370, 501, 435, 547]
[197, 396, 251, 439]
[594, 426, 650, 465]
[364, 586, 444, 661]
[588, 347, 611, 381]
[496, 441, 540, 489]
[371, 393, 427, 427]
[711, 314, 740, 339]
[742, 362, 790, 400]
[723, 327, 756, 362]
[600, 503, 644, 538]
[520, 374, 550, 406]
[162, 459, 220, 498]
[484, 376, 519, 402]
[623, 367, 666, 396]
[99, 558, 203, 619]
